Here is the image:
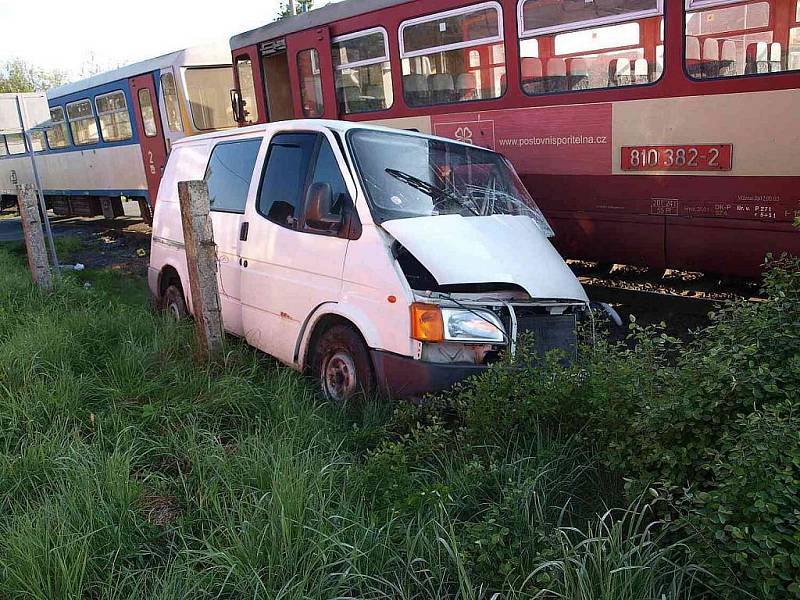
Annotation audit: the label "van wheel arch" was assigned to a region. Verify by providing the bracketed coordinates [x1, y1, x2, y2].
[304, 314, 371, 372]
[158, 266, 183, 307]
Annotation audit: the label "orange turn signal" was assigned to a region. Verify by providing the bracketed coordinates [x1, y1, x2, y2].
[410, 303, 444, 342]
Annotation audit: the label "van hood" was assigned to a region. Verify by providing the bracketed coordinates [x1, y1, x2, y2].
[382, 214, 588, 302]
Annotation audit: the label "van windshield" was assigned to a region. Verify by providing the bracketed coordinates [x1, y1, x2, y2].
[347, 128, 553, 236]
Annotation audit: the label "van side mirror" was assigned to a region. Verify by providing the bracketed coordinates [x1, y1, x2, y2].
[305, 182, 342, 231]
[230, 89, 243, 123]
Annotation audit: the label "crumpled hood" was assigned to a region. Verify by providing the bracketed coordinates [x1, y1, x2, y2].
[382, 214, 588, 302]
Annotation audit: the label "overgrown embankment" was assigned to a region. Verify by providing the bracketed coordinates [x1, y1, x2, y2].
[0, 244, 796, 599]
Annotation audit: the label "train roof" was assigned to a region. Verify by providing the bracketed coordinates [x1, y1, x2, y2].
[230, 0, 413, 49]
[47, 42, 233, 101]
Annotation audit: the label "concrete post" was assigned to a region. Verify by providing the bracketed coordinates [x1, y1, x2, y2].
[16, 184, 52, 291]
[177, 180, 224, 361]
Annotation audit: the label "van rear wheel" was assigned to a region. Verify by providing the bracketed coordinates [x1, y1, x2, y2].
[163, 284, 187, 321]
[312, 324, 374, 404]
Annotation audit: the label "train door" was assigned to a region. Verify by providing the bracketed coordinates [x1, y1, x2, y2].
[260, 41, 295, 122]
[286, 27, 337, 119]
[157, 68, 187, 152]
[129, 72, 168, 219]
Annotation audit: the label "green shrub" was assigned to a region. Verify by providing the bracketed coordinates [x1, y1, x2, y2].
[445, 255, 800, 598]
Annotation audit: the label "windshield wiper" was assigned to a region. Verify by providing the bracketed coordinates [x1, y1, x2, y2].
[384, 168, 479, 216]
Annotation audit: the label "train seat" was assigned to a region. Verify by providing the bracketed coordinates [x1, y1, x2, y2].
[521, 57, 545, 94]
[456, 72, 477, 100]
[745, 42, 770, 74]
[364, 85, 384, 109]
[546, 58, 567, 92]
[608, 58, 632, 86]
[685, 36, 702, 76]
[702, 38, 721, 78]
[769, 42, 783, 72]
[634, 58, 649, 84]
[429, 73, 455, 104]
[720, 40, 738, 76]
[568, 58, 589, 90]
[403, 73, 429, 106]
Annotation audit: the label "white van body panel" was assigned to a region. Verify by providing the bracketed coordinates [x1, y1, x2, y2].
[239, 126, 358, 366]
[149, 141, 212, 313]
[382, 214, 589, 303]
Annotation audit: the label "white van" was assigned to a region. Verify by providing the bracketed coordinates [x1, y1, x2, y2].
[149, 120, 590, 401]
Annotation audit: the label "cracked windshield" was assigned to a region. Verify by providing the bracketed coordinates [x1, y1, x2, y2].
[347, 129, 554, 236]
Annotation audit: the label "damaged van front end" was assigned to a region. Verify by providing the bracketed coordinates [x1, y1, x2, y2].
[346, 127, 591, 398]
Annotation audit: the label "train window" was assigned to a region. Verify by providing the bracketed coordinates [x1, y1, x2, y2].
[0, 137, 6, 157]
[137, 89, 158, 137]
[519, 0, 660, 36]
[66, 99, 99, 146]
[297, 49, 324, 117]
[95, 91, 132, 142]
[160, 73, 184, 132]
[685, 0, 800, 78]
[46, 107, 70, 149]
[399, 2, 506, 107]
[204, 139, 262, 213]
[184, 66, 236, 130]
[518, 0, 662, 95]
[235, 57, 260, 124]
[30, 131, 46, 152]
[5, 133, 26, 155]
[332, 28, 393, 115]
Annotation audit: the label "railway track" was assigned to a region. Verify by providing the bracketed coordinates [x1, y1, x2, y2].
[570, 261, 763, 339]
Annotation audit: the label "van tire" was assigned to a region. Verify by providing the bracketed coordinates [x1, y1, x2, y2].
[163, 284, 188, 321]
[311, 324, 374, 405]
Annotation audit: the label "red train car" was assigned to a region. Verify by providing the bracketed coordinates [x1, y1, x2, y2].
[229, 0, 800, 277]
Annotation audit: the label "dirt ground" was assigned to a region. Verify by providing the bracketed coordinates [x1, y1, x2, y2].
[60, 218, 152, 276]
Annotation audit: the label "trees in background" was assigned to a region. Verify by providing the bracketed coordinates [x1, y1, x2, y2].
[277, 0, 314, 20]
[0, 58, 66, 93]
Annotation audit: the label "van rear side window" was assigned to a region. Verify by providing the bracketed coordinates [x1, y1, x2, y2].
[204, 139, 262, 213]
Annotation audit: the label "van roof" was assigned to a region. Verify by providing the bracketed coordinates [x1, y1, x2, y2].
[171, 119, 493, 153]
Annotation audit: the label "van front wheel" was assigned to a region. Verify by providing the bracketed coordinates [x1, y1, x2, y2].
[163, 284, 188, 321]
[312, 325, 374, 404]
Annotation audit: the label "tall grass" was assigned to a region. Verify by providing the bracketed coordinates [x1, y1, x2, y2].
[0, 245, 709, 599]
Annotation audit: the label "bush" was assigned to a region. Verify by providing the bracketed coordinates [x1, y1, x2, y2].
[445, 256, 800, 598]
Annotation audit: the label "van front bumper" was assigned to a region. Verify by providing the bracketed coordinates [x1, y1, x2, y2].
[370, 350, 487, 399]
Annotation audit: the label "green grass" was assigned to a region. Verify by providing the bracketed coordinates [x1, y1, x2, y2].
[0, 244, 711, 599]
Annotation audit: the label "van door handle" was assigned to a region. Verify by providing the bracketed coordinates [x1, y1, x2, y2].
[239, 221, 249, 241]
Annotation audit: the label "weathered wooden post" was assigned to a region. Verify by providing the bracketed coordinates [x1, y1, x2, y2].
[177, 180, 224, 361]
[16, 183, 52, 291]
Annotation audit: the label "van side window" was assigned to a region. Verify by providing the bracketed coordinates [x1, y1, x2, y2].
[258, 133, 318, 227]
[204, 139, 262, 214]
[308, 138, 349, 218]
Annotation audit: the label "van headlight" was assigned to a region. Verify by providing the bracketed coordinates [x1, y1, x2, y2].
[441, 308, 506, 343]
